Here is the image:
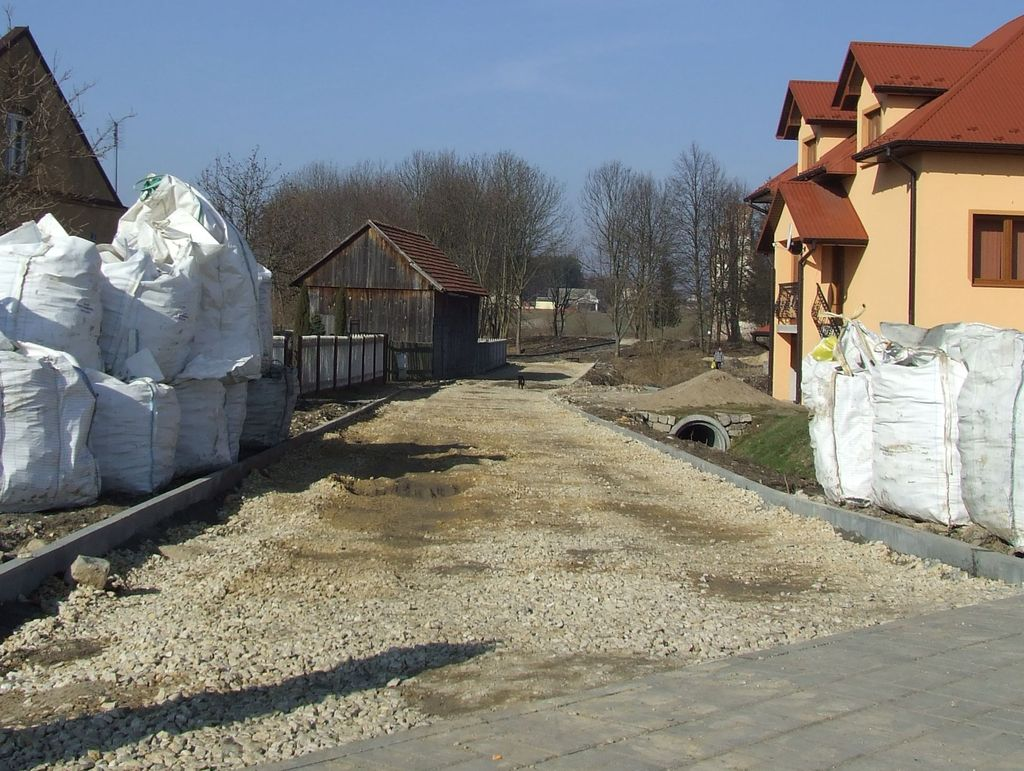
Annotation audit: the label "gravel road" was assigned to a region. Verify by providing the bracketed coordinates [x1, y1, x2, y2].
[0, 362, 1017, 769]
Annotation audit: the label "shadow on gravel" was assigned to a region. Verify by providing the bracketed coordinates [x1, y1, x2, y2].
[271, 441, 507, 493]
[0, 640, 496, 767]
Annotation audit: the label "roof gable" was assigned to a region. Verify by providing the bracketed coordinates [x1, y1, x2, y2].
[855, 16, 1024, 158]
[0, 26, 121, 208]
[777, 81, 856, 140]
[292, 220, 488, 297]
[832, 43, 985, 110]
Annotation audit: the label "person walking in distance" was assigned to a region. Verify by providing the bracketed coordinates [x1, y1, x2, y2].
[713, 347, 724, 370]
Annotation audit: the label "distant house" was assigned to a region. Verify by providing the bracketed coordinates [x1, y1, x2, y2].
[0, 26, 123, 240]
[291, 220, 495, 379]
[534, 288, 600, 312]
[749, 14, 1024, 402]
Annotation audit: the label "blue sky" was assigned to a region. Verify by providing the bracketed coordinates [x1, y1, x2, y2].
[15, 1, 1024, 211]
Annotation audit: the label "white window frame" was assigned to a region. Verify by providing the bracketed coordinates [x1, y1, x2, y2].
[4, 112, 28, 175]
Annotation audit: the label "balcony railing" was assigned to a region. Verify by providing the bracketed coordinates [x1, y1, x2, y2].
[775, 282, 798, 325]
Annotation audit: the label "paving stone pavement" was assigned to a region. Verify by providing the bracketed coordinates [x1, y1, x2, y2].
[265, 594, 1024, 770]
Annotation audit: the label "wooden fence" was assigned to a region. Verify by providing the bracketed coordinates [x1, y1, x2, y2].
[273, 334, 388, 395]
[476, 339, 508, 373]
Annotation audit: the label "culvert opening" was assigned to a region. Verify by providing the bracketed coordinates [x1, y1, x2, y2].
[670, 414, 730, 451]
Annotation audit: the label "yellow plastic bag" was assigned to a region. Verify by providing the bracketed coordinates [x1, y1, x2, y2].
[811, 336, 838, 362]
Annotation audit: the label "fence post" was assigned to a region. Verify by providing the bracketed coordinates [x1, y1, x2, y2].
[361, 334, 367, 384]
[332, 335, 339, 390]
[315, 334, 321, 394]
[383, 334, 389, 383]
[296, 334, 304, 394]
[372, 335, 378, 383]
[347, 334, 353, 388]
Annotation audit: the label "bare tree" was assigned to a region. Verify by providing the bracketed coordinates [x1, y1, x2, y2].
[535, 253, 583, 336]
[198, 146, 278, 245]
[670, 143, 723, 352]
[581, 161, 637, 356]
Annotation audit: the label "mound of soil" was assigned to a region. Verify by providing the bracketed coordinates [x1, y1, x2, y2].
[634, 370, 787, 411]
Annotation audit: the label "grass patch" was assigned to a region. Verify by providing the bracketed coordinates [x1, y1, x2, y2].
[730, 410, 814, 479]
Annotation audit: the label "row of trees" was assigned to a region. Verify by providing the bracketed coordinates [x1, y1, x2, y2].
[200, 150, 570, 350]
[197, 144, 770, 354]
[582, 144, 770, 354]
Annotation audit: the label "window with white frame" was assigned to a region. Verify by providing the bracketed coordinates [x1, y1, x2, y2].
[4, 112, 28, 175]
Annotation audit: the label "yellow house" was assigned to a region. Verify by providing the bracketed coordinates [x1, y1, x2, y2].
[750, 15, 1024, 402]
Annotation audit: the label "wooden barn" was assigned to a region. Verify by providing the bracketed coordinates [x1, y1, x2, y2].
[291, 220, 492, 379]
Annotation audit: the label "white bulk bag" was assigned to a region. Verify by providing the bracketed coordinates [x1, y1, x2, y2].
[114, 175, 263, 381]
[224, 381, 248, 463]
[241, 366, 298, 450]
[99, 249, 199, 382]
[872, 353, 968, 526]
[802, 357, 873, 505]
[0, 215, 103, 369]
[0, 341, 99, 511]
[85, 370, 180, 495]
[957, 329, 1024, 546]
[173, 379, 231, 476]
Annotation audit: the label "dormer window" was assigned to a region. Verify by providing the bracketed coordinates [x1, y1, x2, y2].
[801, 137, 817, 170]
[864, 107, 882, 146]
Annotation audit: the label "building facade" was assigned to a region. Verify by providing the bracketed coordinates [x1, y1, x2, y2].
[750, 15, 1024, 401]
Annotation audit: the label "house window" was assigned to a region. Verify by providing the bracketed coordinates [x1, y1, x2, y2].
[972, 213, 1024, 285]
[801, 138, 817, 169]
[3, 112, 28, 175]
[864, 108, 882, 145]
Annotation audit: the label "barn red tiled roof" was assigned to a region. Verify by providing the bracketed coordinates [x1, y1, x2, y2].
[797, 135, 857, 180]
[745, 163, 798, 203]
[776, 181, 868, 245]
[777, 81, 856, 139]
[372, 222, 488, 296]
[832, 43, 985, 109]
[856, 16, 1024, 158]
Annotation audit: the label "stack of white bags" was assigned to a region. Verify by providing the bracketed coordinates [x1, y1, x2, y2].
[0, 175, 297, 511]
[804, 319, 1024, 547]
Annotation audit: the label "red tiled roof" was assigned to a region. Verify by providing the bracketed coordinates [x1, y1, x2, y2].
[372, 221, 488, 296]
[974, 14, 1024, 50]
[777, 81, 856, 139]
[776, 181, 868, 245]
[745, 162, 798, 203]
[796, 135, 857, 180]
[292, 220, 488, 296]
[856, 16, 1024, 158]
[832, 43, 985, 109]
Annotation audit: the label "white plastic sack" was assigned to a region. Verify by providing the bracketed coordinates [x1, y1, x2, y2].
[241, 366, 298, 450]
[224, 381, 248, 463]
[99, 248, 198, 382]
[872, 353, 969, 526]
[802, 357, 873, 505]
[114, 175, 263, 381]
[957, 329, 1024, 546]
[0, 215, 103, 369]
[85, 370, 180, 495]
[0, 342, 99, 511]
[173, 379, 231, 476]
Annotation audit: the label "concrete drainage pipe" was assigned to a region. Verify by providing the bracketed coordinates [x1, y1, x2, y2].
[670, 414, 730, 451]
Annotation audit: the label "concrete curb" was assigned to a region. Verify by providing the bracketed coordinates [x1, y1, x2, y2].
[0, 393, 399, 605]
[569, 405, 1024, 586]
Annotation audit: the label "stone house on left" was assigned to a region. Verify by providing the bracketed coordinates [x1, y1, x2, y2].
[0, 26, 123, 240]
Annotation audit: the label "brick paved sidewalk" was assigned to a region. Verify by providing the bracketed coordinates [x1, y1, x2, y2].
[266, 596, 1024, 770]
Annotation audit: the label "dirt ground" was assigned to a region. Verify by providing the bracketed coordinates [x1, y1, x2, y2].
[0, 385, 399, 559]
[0, 360, 1015, 769]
